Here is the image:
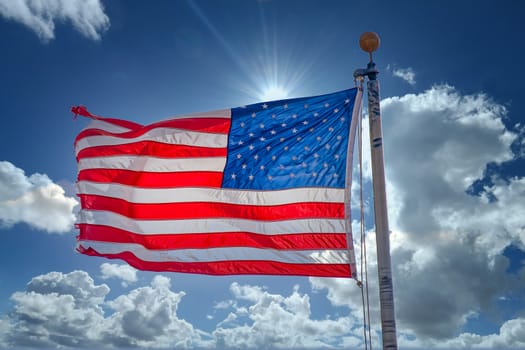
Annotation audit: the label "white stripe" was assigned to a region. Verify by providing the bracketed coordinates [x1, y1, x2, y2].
[78, 156, 226, 173]
[77, 210, 345, 235]
[77, 240, 350, 264]
[75, 127, 228, 156]
[77, 181, 345, 205]
[84, 119, 134, 133]
[159, 109, 231, 121]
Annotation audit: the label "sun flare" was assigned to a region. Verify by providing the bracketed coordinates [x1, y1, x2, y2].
[260, 86, 289, 101]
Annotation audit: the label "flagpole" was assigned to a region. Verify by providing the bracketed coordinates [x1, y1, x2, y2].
[354, 32, 398, 350]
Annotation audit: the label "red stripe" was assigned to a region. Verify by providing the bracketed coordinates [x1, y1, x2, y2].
[77, 245, 352, 277]
[77, 224, 348, 250]
[75, 117, 230, 146]
[79, 195, 345, 220]
[77, 141, 227, 160]
[77, 224, 347, 250]
[72, 106, 143, 130]
[78, 169, 223, 187]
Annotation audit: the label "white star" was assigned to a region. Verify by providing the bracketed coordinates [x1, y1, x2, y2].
[266, 145, 272, 151]
[271, 114, 276, 119]
[309, 127, 315, 132]
[249, 174, 254, 180]
[240, 122, 245, 127]
[296, 136, 302, 141]
[251, 112, 256, 118]
[292, 114, 297, 119]
[284, 146, 289, 151]
[323, 162, 329, 168]
[290, 173, 296, 178]
[322, 118, 327, 123]
[337, 135, 342, 140]
[304, 104, 309, 109]
[333, 108, 339, 113]
[270, 130, 277, 135]
[314, 112, 319, 117]
[334, 154, 340, 159]
[242, 163, 247, 169]
[324, 103, 330, 107]
[249, 145, 255, 150]
[236, 154, 242, 159]
[345, 98, 350, 104]
[303, 120, 308, 125]
[304, 146, 310, 151]
[268, 175, 273, 181]
[314, 153, 319, 158]
[283, 104, 288, 109]
[254, 154, 259, 160]
[279, 164, 285, 170]
[262, 103, 268, 109]
[260, 136, 266, 141]
[333, 173, 338, 178]
[249, 132, 255, 137]
[340, 117, 345, 122]
[280, 137, 285, 142]
[231, 173, 237, 179]
[281, 122, 287, 127]
[312, 172, 317, 177]
[329, 127, 334, 132]
[238, 140, 244, 145]
[260, 165, 265, 170]
[301, 162, 307, 168]
[292, 128, 298, 133]
[260, 123, 265, 129]
[325, 144, 331, 149]
[271, 155, 277, 160]
[292, 156, 297, 161]
[316, 136, 322, 142]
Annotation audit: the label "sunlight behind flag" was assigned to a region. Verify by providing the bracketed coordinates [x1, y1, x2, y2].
[260, 85, 289, 101]
[73, 88, 361, 277]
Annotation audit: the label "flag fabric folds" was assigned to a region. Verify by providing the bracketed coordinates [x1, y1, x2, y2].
[74, 88, 361, 277]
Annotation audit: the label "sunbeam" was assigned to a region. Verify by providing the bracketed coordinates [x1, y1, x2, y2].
[186, 0, 314, 103]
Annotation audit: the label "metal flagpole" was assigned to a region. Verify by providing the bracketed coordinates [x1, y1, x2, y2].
[354, 32, 398, 350]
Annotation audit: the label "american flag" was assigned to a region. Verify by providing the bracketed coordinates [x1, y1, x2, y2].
[74, 88, 360, 277]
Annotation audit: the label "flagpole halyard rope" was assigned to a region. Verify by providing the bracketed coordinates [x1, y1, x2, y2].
[355, 78, 373, 350]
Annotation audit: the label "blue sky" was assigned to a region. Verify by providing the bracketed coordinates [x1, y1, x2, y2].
[1, 0, 524, 349]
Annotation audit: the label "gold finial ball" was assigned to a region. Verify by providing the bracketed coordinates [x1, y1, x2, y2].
[359, 32, 380, 53]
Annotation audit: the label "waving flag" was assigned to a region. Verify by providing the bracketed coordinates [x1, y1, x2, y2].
[74, 88, 361, 277]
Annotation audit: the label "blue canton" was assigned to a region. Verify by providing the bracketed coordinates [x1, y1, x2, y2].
[222, 88, 357, 190]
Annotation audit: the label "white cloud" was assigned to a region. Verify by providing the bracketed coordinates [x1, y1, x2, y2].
[312, 84, 525, 347]
[0, 0, 110, 42]
[0, 161, 78, 233]
[212, 282, 357, 349]
[104, 275, 205, 348]
[1, 271, 210, 349]
[5, 271, 109, 348]
[392, 67, 416, 85]
[100, 263, 138, 287]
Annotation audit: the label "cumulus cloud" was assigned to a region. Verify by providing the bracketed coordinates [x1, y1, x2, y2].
[103, 275, 204, 348]
[100, 263, 138, 287]
[1, 271, 208, 349]
[312, 84, 525, 347]
[5, 271, 109, 348]
[0, 161, 78, 233]
[0, 0, 110, 42]
[392, 67, 416, 85]
[212, 283, 358, 348]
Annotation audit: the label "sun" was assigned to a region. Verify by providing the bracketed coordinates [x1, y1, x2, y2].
[260, 85, 289, 102]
